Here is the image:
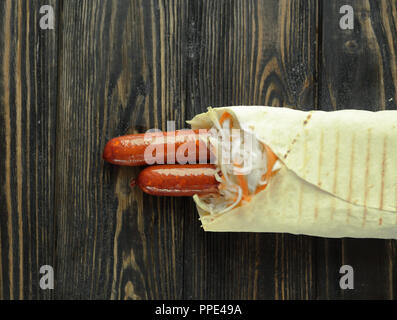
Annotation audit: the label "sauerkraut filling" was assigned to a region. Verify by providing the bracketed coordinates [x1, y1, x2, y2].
[193, 109, 281, 216]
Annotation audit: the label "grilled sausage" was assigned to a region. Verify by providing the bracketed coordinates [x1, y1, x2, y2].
[135, 164, 219, 196]
[103, 130, 211, 166]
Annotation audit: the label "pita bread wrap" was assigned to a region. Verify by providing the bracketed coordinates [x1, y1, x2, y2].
[187, 106, 397, 239]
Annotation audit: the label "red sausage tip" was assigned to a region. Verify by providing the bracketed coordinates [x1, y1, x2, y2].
[102, 141, 114, 162]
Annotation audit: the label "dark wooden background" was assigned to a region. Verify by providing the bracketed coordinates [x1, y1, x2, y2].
[0, 0, 396, 300]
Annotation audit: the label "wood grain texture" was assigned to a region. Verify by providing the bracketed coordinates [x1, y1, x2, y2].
[321, 0, 397, 111]
[1, 0, 397, 300]
[0, 0, 58, 299]
[319, 0, 397, 299]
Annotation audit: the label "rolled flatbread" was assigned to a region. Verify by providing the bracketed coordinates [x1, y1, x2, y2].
[188, 106, 397, 239]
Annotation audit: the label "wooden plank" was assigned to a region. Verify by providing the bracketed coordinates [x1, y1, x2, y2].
[0, 0, 58, 299]
[183, 0, 319, 299]
[56, 0, 191, 299]
[319, 0, 397, 299]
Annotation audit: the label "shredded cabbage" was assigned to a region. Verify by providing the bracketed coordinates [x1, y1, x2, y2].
[193, 108, 279, 216]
